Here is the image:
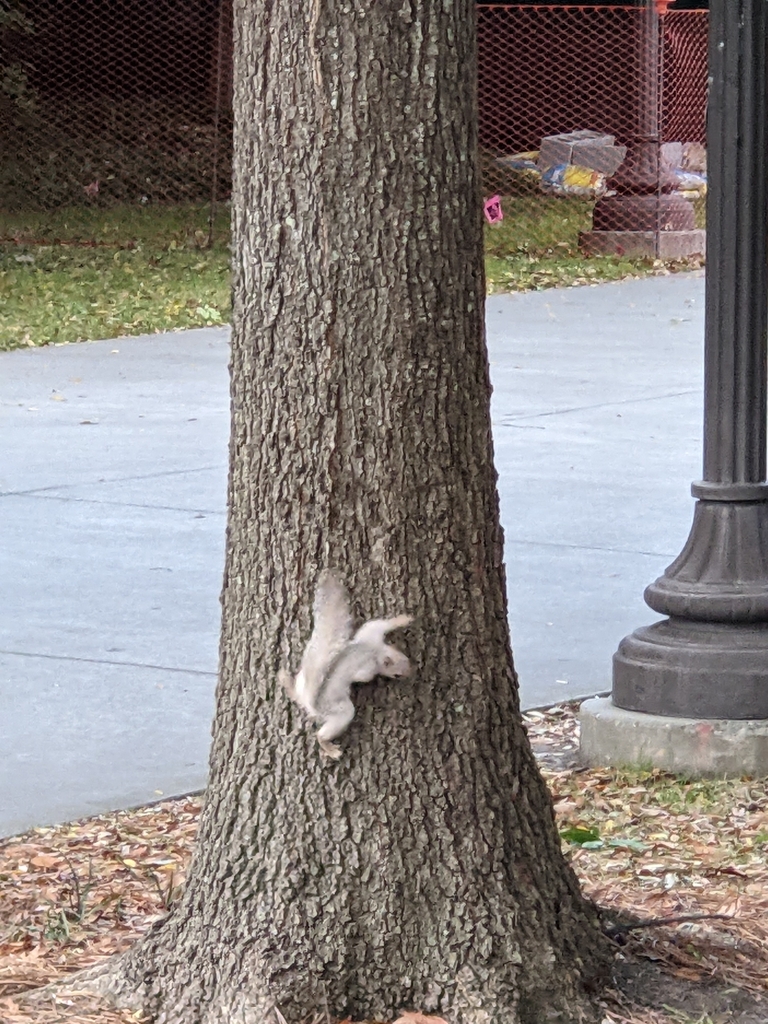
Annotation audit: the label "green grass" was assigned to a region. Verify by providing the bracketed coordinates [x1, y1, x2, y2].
[483, 194, 685, 293]
[1, 197, 702, 352]
[0, 204, 231, 350]
[0, 203, 230, 247]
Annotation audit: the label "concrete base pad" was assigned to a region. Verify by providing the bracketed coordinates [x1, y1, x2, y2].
[579, 229, 706, 259]
[579, 697, 768, 777]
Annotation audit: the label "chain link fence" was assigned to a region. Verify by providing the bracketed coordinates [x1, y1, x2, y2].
[1, 1, 708, 260]
[478, 4, 708, 261]
[0, 0, 232, 211]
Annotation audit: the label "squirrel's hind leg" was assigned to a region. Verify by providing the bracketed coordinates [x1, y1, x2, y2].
[316, 700, 355, 760]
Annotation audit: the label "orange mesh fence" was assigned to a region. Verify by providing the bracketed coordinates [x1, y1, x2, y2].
[479, 6, 643, 166]
[662, 9, 708, 145]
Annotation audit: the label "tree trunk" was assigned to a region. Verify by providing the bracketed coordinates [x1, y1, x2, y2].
[92, 0, 612, 1020]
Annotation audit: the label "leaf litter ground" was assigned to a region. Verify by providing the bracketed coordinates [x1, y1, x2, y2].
[1, 703, 766, 1024]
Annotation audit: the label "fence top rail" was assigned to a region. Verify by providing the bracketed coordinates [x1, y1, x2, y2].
[476, 5, 707, 12]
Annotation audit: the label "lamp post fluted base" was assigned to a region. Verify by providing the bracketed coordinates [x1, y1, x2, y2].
[612, 496, 768, 720]
[613, 618, 768, 719]
[644, 496, 768, 622]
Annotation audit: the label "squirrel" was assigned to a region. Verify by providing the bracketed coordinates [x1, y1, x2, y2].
[279, 571, 413, 759]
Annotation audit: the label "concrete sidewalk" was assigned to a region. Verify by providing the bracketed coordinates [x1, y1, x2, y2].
[0, 272, 705, 837]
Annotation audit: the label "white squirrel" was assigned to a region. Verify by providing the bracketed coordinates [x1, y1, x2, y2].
[280, 571, 413, 758]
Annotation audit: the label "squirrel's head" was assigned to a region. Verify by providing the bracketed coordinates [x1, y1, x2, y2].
[379, 645, 411, 679]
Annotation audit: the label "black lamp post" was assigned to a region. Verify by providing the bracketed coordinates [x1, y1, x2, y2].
[612, 0, 768, 722]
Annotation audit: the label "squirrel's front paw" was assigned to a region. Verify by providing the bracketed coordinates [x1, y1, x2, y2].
[318, 738, 343, 760]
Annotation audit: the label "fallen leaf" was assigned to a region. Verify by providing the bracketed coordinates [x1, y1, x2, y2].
[560, 825, 601, 846]
[393, 1015, 449, 1024]
[707, 865, 750, 879]
[607, 838, 647, 853]
[29, 855, 58, 869]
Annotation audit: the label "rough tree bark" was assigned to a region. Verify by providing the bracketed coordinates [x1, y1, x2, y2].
[91, 0, 612, 1020]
